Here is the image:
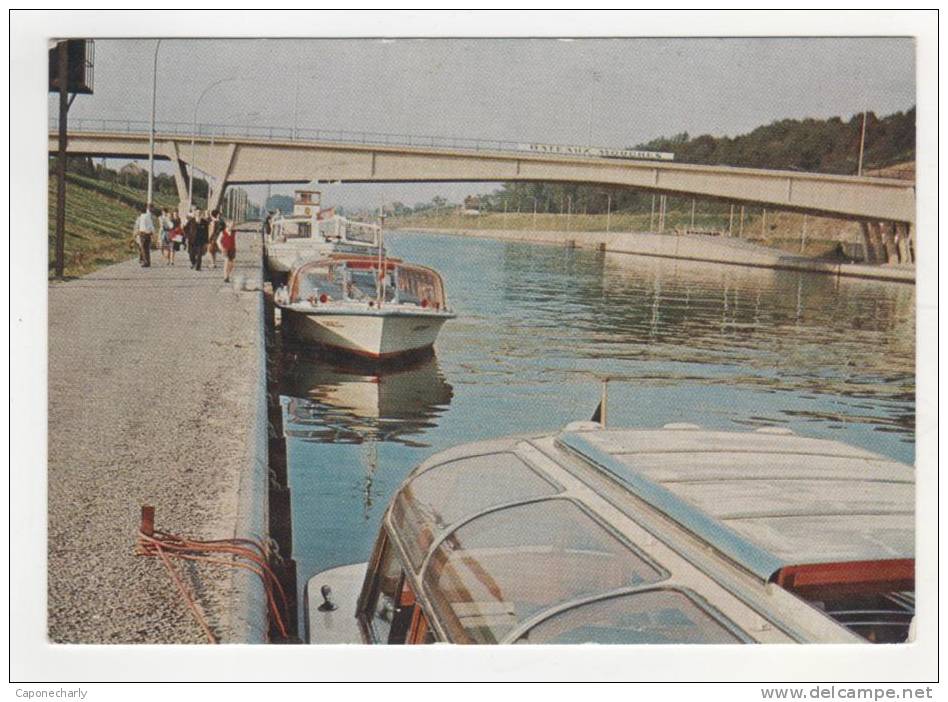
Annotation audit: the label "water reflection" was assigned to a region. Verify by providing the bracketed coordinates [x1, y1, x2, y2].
[282, 354, 454, 447]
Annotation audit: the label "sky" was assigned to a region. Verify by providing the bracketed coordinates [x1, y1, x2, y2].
[53, 37, 916, 210]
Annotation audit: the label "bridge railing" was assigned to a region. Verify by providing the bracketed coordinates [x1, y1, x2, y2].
[50, 116, 536, 155]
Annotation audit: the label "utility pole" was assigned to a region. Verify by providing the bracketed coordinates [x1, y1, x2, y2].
[54, 41, 69, 279]
[146, 39, 161, 211]
[690, 198, 696, 230]
[857, 111, 868, 176]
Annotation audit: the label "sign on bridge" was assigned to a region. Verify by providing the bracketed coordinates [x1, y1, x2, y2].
[519, 142, 674, 161]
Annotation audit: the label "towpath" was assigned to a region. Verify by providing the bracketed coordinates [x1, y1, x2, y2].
[47, 230, 267, 643]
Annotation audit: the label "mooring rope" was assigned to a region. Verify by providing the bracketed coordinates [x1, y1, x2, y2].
[135, 508, 289, 643]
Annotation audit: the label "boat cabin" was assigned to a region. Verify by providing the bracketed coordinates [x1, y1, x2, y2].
[307, 423, 914, 645]
[286, 255, 448, 311]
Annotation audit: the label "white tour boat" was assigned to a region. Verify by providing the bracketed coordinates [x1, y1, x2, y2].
[265, 190, 383, 276]
[305, 419, 914, 645]
[276, 253, 455, 362]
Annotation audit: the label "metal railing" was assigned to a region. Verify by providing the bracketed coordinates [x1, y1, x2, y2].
[50, 116, 541, 156]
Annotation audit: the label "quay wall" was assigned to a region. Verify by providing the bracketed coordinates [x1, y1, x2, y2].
[392, 227, 915, 284]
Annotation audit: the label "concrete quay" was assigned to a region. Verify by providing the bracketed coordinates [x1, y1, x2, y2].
[395, 227, 915, 284]
[47, 232, 269, 644]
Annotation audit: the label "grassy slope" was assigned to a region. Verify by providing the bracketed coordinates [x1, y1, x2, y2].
[47, 175, 182, 278]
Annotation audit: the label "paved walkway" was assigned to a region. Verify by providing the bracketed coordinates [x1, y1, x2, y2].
[48, 234, 265, 643]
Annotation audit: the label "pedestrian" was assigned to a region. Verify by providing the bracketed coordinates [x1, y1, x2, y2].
[262, 211, 272, 240]
[159, 208, 173, 264]
[169, 211, 184, 266]
[193, 211, 210, 271]
[209, 209, 225, 269]
[219, 220, 238, 283]
[134, 206, 155, 267]
[183, 211, 198, 268]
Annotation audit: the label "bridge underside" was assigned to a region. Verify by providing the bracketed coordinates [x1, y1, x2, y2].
[51, 131, 915, 262]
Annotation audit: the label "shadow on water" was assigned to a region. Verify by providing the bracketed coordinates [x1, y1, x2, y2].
[280, 231, 916, 602]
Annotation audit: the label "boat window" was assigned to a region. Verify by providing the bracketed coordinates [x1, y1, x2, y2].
[515, 589, 745, 645]
[346, 268, 378, 301]
[423, 499, 666, 644]
[391, 453, 560, 571]
[396, 267, 445, 308]
[364, 539, 404, 644]
[292, 264, 344, 303]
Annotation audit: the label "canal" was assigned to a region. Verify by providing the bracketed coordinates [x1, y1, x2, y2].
[277, 230, 916, 629]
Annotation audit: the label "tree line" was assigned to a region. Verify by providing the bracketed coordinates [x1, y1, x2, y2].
[470, 107, 915, 216]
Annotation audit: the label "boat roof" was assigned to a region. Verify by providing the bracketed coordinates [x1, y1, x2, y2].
[378, 424, 914, 644]
[556, 426, 914, 580]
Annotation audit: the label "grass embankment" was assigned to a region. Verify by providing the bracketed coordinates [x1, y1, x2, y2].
[388, 210, 863, 259]
[48, 174, 183, 278]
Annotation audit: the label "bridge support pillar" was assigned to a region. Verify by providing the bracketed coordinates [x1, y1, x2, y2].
[860, 222, 875, 263]
[895, 222, 914, 264]
[207, 143, 237, 214]
[158, 141, 192, 217]
[881, 223, 899, 264]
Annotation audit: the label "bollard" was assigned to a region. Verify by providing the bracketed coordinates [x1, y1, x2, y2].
[141, 505, 155, 538]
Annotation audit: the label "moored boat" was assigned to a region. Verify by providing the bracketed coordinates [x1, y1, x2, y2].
[305, 420, 914, 645]
[276, 254, 455, 362]
[265, 190, 383, 277]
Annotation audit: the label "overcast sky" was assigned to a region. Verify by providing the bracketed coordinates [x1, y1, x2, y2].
[54, 37, 915, 209]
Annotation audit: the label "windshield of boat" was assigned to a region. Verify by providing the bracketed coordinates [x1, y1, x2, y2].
[391, 452, 561, 571]
[291, 262, 343, 302]
[421, 499, 669, 644]
[513, 589, 744, 644]
[395, 265, 447, 308]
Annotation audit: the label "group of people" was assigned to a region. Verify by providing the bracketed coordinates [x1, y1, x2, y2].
[134, 206, 238, 283]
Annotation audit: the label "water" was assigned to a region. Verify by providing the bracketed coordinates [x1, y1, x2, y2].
[279, 231, 915, 606]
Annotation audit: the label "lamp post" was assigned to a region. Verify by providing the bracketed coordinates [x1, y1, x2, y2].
[146, 39, 162, 211]
[188, 76, 246, 212]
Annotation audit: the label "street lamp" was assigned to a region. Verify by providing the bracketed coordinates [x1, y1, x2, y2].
[188, 76, 247, 212]
[146, 39, 162, 211]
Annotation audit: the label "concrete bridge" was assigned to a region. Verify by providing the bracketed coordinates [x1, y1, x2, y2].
[50, 122, 916, 263]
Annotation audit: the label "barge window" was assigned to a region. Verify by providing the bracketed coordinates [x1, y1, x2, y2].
[423, 499, 665, 644]
[391, 453, 560, 570]
[515, 589, 745, 645]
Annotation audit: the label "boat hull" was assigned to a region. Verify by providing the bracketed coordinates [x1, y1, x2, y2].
[282, 307, 452, 360]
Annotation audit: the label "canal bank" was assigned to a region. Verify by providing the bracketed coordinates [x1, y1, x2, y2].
[47, 231, 271, 644]
[392, 227, 915, 284]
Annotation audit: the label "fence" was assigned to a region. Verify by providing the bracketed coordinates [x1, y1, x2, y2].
[51, 117, 547, 156]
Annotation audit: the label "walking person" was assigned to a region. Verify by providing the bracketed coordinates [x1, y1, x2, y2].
[134, 206, 155, 268]
[219, 220, 238, 283]
[193, 211, 210, 271]
[159, 208, 173, 265]
[209, 209, 225, 269]
[183, 211, 198, 268]
[169, 211, 183, 267]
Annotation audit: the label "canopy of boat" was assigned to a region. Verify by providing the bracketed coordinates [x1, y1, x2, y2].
[377, 425, 913, 644]
[287, 255, 448, 310]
